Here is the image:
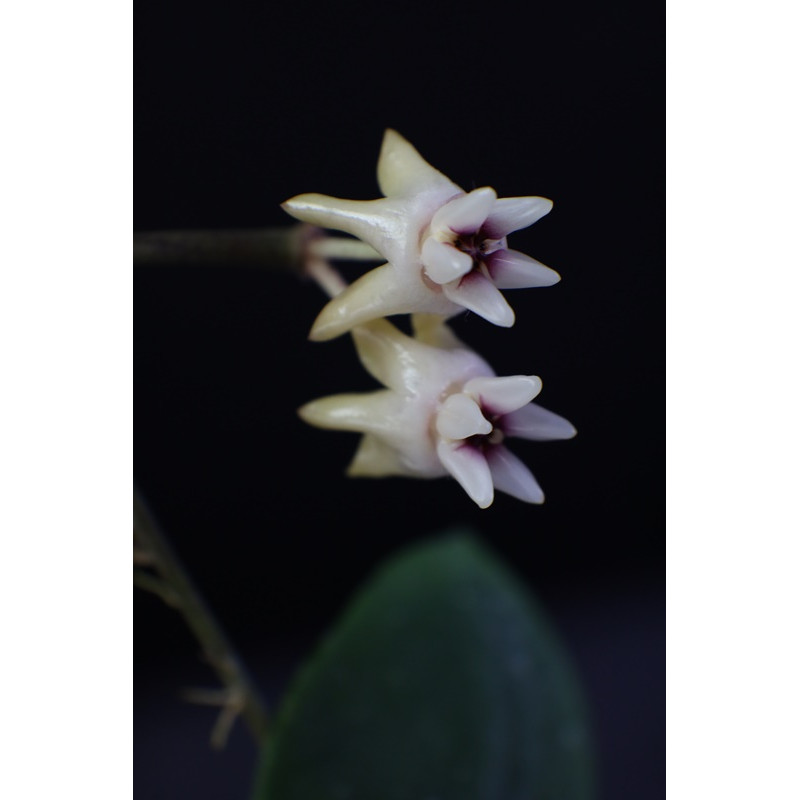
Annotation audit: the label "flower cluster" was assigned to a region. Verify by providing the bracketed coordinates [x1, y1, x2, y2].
[284, 131, 574, 508]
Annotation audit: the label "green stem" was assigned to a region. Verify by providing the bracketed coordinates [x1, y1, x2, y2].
[133, 489, 269, 745]
[134, 225, 313, 269]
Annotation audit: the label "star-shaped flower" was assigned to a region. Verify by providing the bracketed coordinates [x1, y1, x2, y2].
[298, 315, 575, 508]
[283, 130, 560, 341]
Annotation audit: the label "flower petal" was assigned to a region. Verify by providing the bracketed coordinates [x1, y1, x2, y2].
[351, 318, 430, 393]
[436, 441, 494, 508]
[421, 237, 473, 284]
[346, 434, 415, 477]
[485, 446, 544, 504]
[463, 375, 542, 415]
[298, 390, 399, 435]
[410, 314, 466, 350]
[309, 264, 410, 341]
[376, 129, 461, 198]
[435, 394, 492, 441]
[352, 317, 493, 395]
[442, 271, 515, 327]
[502, 403, 577, 441]
[482, 196, 553, 238]
[486, 249, 561, 289]
[431, 187, 497, 236]
[282, 193, 405, 262]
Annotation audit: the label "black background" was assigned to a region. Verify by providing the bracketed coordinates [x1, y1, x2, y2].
[135, 1, 663, 797]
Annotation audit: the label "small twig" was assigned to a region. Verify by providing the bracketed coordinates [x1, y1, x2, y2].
[133, 489, 269, 746]
[305, 255, 348, 299]
[182, 687, 246, 750]
[182, 687, 234, 706]
[133, 569, 180, 607]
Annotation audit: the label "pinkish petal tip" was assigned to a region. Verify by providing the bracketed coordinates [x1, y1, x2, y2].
[487, 249, 561, 289]
[442, 271, 515, 327]
[483, 196, 553, 238]
[486, 446, 544, 504]
[502, 403, 577, 441]
[437, 440, 494, 508]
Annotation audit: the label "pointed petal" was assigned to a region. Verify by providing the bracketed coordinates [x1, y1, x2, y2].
[482, 196, 553, 238]
[354, 316, 489, 394]
[486, 249, 561, 289]
[376, 129, 461, 198]
[502, 402, 577, 441]
[298, 390, 399, 435]
[436, 441, 494, 508]
[410, 314, 465, 350]
[463, 375, 542, 415]
[421, 237, 473, 284]
[282, 193, 405, 260]
[435, 394, 492, 441]
[431, 187, 497, 236]
[309, 264, 411, 341]
[346, 434, 413, 477]
[350, 318, 430, 392]
[442, 271, 515, 327]
[485, 446, 544, 504]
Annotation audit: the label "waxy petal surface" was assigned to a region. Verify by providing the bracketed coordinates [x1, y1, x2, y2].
[486, 446, 545, 504]
[463, 375, 543, 415]
[410, 314, 466, 350]
[298, 390, 400, 435]
[487, 249, 561, 289]
[430, 187, 496, 236]
[502, 403, 577, 441]
[436, 441, 494, 509]
[346, 434, 415, 477]
[442, 272, 515, 327]
[421, 237, 473, 284]
[376, 129, 460, 199]
[482, 196, 553, 238]
[282, 194, 405, 263]
[351, 318, 431, 394]
[309, 264, 410, 342]
[435, 394, 492, 441]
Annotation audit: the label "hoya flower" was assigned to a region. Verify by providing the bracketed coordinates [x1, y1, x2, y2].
[283, 130, 560, 341]
[298, 315, 575, 508]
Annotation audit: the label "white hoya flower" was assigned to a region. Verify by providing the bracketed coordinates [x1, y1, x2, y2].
[282, 130, 560, 341]
[298, 315, 575, 508]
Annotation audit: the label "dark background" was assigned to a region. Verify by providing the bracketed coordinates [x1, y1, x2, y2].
[135, 1, 663, 797]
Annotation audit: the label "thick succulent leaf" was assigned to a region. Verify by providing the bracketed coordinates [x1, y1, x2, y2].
[253, 534, 595, 800]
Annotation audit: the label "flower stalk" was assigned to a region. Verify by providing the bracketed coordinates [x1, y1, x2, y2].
[133, 489, 269, 747]
[133, 225, 311, 270]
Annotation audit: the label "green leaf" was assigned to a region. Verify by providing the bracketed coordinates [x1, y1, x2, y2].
[253, 532, 595, 800]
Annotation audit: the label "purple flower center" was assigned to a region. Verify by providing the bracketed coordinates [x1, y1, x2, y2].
[466, 416, 505, 451]
[452, 230, 506, 280]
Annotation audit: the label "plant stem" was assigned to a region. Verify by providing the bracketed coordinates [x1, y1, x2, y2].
[133, 489, 269, 746]
[134, 226, 312, 269]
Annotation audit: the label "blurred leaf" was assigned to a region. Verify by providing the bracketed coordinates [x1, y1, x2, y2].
[253, 532, 595, 800]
